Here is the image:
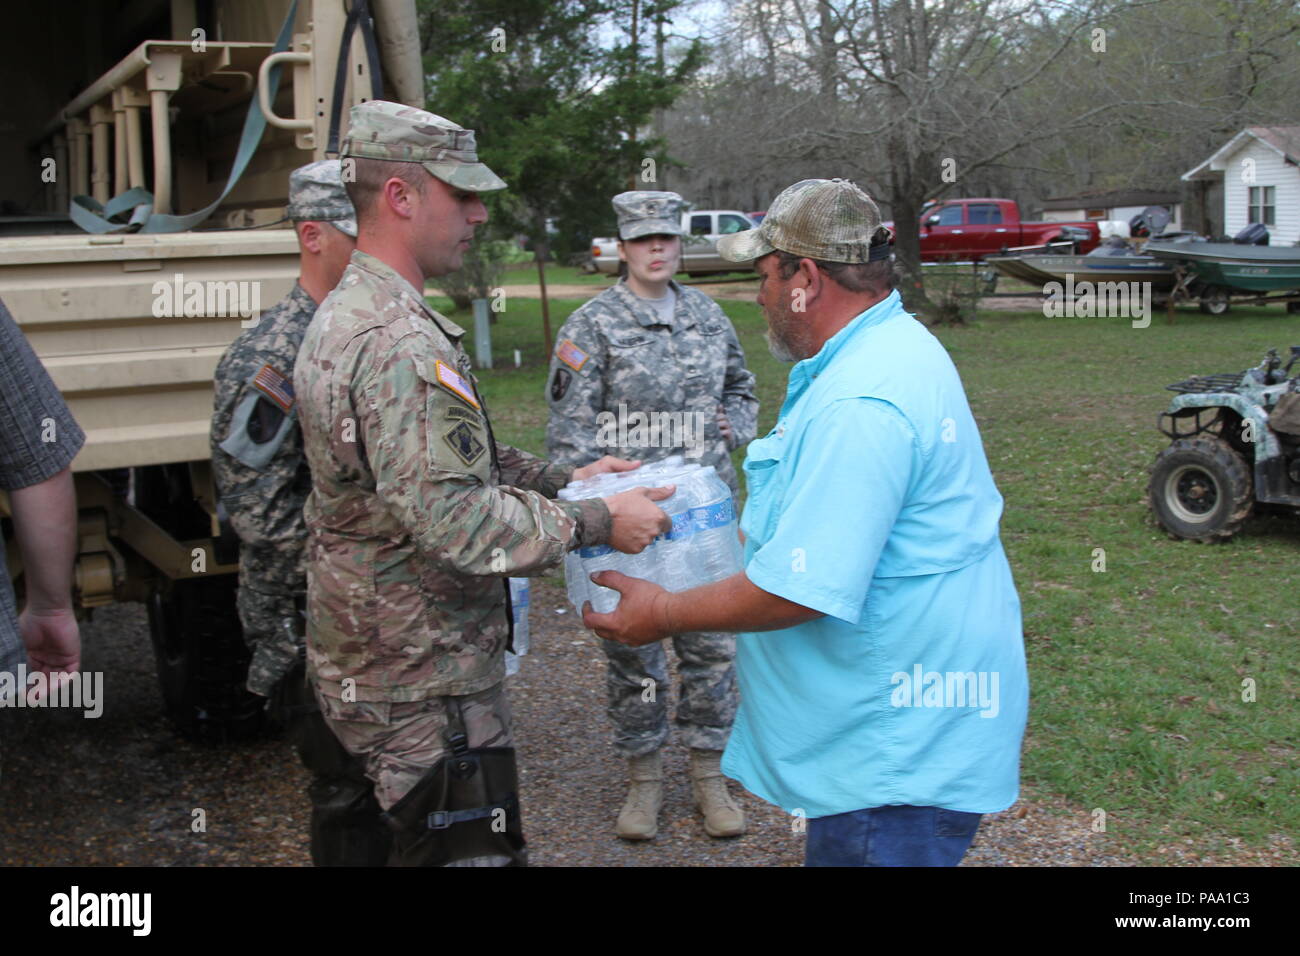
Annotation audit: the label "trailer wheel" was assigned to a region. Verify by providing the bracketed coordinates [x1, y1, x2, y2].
[1148, 437, 1253, 541]
[1198, 286, 1232, 315]
[147, 575, 265, 742]
[1286, 300, 1300, 314]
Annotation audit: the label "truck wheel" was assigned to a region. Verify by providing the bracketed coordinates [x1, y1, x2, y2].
[147, 575, 265, 742]
[1286, 300, 1300, 314]
[1198, 286, 1231, 315]
[1148, 437, 1253, 541]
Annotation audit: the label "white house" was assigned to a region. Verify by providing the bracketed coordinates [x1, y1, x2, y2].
[1037, 189, 1182, 231]
[1182, 126, 1300, 245]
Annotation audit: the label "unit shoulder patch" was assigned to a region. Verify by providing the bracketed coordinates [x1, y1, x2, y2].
[445, 403, 483, 427]
[443, 420, 486, 467]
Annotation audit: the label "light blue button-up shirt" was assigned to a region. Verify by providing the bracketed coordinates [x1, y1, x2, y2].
[721, 290, 1028, 818]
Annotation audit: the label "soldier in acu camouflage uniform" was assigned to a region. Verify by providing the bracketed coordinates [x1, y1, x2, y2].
[211, 160, 393, 866]
[546, 191, 759, 840]
[293, 101, 673, 866]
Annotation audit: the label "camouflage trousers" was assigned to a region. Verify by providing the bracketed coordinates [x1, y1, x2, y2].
[316, 681, 513, 811]
[603, 631, 738, 758]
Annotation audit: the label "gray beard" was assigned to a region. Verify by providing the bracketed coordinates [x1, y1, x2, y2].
[764, 329, 800, 364]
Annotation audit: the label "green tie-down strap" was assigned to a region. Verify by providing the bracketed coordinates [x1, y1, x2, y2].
[67, 0, 299, 234]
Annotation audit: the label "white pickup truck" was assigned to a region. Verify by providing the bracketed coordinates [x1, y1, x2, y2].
[589, 209, 759, 277]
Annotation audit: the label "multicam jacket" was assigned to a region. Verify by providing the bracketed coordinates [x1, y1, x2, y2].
[294, 251, 609, 701]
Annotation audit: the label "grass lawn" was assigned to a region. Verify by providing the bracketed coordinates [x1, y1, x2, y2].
[498, 262, 614, 287]
[432, 288, 1300, 861]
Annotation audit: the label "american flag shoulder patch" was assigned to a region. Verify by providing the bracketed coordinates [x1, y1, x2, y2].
[434, 360, 480, 408]
[556, 339, 589, 372]
[251, 363, 294, 412]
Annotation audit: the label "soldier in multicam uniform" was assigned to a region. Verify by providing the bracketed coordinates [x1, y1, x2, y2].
[293, 101, 673, 867]
[545, 191, 759, 840]
[211, 160, 392, 866]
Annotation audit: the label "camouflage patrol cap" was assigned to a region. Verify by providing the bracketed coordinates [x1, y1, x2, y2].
[341, 100, 506, 192]
[717, 179, 888, 264]
[286, 160, 357, 236]
[613, 190, 686, 240]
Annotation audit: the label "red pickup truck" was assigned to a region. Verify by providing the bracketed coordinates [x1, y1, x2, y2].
[887, 198, 1101, 262]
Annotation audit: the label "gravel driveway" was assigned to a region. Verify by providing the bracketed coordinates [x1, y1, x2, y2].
[0, 582, 1278, 867]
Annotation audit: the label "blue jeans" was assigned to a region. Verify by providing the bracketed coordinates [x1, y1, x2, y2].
[805, 805, 982, 866]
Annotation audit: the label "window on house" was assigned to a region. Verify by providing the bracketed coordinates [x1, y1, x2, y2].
[1248, 186, 1275, 226]
[1085, 208, 1107, 220]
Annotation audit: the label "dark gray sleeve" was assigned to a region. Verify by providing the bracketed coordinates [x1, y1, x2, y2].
[0, 299, 86, 490]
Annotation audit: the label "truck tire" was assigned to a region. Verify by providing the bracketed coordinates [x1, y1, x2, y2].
[1198, 286, 1231, 315]
[1148, 437, 1253, 542]
[147, 575, 265, 742]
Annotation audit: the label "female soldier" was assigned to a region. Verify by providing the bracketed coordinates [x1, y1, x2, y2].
[545, 191, 759, 840]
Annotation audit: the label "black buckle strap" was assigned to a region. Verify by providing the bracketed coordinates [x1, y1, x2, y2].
[426, 793, 517, 830]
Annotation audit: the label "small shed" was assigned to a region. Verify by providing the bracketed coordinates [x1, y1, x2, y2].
[1037, 189, 1182, 231]
[1182, 126, 1300, 245]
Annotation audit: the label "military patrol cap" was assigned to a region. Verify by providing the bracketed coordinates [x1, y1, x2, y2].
[341, 100, 506, 192]
[717, 178, 889, 264]
[286, 160, 358, 236]
[613, 190, 687, 240]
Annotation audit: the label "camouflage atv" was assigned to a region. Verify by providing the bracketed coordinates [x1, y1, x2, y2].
[1149, 346, 1300, 541]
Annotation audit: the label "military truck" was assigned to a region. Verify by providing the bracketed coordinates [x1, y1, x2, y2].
[0, 0, 423, 739]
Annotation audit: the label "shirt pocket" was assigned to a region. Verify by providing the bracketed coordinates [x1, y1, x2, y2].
[606, 331, 667, 400]
[683, 323, 728, 407]
[739, 430, 786, 549]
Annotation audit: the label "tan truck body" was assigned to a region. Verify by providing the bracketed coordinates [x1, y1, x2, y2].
[0, 0, 422, 735]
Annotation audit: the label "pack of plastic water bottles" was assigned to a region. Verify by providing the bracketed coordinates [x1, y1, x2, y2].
[558, 456, 744, 614]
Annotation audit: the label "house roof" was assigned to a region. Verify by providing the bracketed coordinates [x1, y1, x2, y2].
[1040, 189, 1180, 210]
[1182, 126, 1300, 181]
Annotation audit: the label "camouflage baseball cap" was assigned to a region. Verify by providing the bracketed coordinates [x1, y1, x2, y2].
[341, 100, 506, 192]
[717, 179, 888, 264]
[613, 190, 686, 240]
[286, 160, 357, 236]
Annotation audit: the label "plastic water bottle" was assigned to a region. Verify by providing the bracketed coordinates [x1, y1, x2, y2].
[580, 542, 626, 613]
[690, 467, 743, 585]
[505, 577, 530, 677]
[655, 471, 699, 592]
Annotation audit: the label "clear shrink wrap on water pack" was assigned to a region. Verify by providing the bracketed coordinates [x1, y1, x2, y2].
[559, 457, 744, 613]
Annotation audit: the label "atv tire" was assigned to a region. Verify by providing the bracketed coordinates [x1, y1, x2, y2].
[147, 575, 265, 742]
[1148, 437, 1254, 541]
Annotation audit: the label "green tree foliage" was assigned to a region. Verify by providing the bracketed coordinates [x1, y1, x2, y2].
[418, 0, 704, 341]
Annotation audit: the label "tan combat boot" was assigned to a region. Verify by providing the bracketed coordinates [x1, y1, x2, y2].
[689, 748, 747, 837]
[616, 750, 664, 840]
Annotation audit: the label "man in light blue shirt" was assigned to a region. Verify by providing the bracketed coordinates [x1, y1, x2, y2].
[584, 179, 1028, 866]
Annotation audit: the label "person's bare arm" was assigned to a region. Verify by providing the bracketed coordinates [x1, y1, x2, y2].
[10, 466, 80, 673]
[582, 570, 822, 647]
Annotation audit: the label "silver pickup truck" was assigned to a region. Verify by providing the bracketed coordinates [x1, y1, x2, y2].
[589, 209, 759, 277]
